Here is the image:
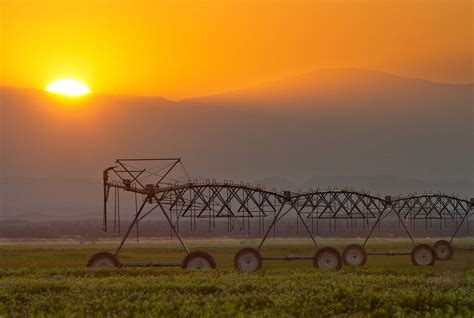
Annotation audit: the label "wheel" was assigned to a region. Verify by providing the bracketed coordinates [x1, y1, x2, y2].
[342, 244, 367, 266]
[411, 244, 436, 266]
[233, 247, 262, 272]
[87, 252, 121, 268]
[433, 240, 454, 261]
[313, 247, 342, 271]
[182, 251, 216, 271]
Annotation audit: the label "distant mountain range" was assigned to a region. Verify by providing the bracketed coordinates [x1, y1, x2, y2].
[1, 68, 473, 220]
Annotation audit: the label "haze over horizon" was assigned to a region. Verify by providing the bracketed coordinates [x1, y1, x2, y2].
[2, 68, 472, 181]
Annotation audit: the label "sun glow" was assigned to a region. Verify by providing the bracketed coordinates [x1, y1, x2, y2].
[46, 79, 90, 97]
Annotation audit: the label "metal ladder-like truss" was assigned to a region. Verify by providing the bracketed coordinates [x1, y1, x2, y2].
[90, 158, 473, 270]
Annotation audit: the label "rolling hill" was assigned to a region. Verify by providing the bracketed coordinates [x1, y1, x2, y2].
[1, 68, 473, 220]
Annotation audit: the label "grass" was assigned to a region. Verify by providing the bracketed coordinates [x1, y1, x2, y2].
[0, 238, 473, 317]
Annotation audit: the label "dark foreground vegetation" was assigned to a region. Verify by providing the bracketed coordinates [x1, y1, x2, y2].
[0, 238, 473, 317]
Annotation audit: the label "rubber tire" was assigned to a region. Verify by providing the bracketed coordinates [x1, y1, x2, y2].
[233, 247, 263, 272]
[410, 244, 436, 266]
[182, 251, 217, 270]
[342, 244, 367, 266]
[313, 247, 343, 271]
[87, 252, 121, 268]
[433, 240, 454, 261]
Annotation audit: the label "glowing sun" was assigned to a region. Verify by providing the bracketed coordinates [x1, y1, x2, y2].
[46, 79, 90, 96]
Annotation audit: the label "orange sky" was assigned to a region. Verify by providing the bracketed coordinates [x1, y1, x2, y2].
[0, 0, 472, 99]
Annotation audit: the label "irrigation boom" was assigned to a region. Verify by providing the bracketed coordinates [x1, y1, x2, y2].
[87, 158, 474, 271]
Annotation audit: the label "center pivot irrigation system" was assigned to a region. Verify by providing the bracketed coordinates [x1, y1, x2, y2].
[87, 158, 474, 271]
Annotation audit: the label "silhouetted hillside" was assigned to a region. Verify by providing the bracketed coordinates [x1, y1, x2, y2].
[1, 69, 473, 223]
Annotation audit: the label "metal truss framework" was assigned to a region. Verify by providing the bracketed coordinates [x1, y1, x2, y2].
[102, 158, 474, 258]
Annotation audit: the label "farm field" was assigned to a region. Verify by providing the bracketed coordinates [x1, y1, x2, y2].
[0, 237, 473, 317]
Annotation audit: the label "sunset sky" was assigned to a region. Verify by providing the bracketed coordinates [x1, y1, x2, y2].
[1, 0, 472, 99]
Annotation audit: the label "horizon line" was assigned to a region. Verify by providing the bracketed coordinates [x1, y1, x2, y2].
[1, 67, 473, 102]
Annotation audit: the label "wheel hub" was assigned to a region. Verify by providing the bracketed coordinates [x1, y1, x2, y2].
[318, 252, 338, 269]
[237, 253, 259, 272]
[413, 247, 434, 266]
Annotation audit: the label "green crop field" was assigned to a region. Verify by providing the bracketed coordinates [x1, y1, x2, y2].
[0, 238, 473, 317]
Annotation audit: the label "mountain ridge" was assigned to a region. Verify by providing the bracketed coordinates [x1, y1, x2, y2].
[2, 68, 473, 102]
[1, 67, 472, 193]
